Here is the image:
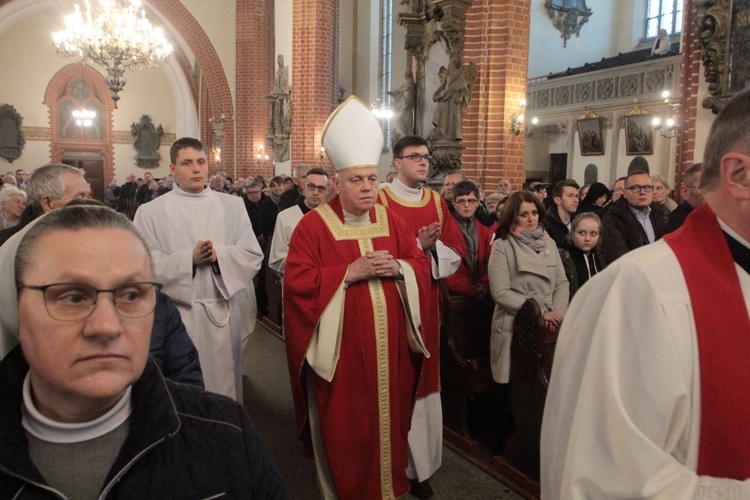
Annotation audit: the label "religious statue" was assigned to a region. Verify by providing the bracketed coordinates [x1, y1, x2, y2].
[130, 115, 164, 169]
[267, 54, 291, 162]
[387, 69, 416, 144]
[431, 53, 476, 141]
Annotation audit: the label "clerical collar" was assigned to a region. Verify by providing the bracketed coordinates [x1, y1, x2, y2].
[172, 184, 210, 199]
[718, 217, 750, 275]
[22, 374, 132, 444]
[390, 177, 423, 201]
[342, 209, 370, 226]
[299, 199, 313, 214]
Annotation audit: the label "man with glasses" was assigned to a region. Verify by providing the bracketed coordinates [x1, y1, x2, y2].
[601, 170, 665, 263]
[445, 180, 497, 299]
[0, 205, 286, 498]
[379, 135, 466, 498]
[660, 163, 705, 236]
[269, 168, 329, 277]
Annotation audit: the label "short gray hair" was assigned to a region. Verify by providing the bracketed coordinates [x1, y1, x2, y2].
[16, 205, 152, 283]
[26, 164, 85, 206]
[0, 186, 26, 206]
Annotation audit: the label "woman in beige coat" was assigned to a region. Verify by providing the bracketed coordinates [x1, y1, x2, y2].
[488, 190, 569, 383]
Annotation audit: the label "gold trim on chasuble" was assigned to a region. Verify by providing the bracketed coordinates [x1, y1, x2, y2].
[316, 202, 396, 498]
[380, 185, 443, 223]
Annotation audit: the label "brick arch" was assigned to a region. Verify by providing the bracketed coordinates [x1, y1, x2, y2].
[0, 0, 234, 167]
[148, 0, 234, 167]
[43, 64, 115, 182]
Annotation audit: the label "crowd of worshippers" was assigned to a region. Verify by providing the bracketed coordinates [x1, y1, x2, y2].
[0, 87, 725, 499]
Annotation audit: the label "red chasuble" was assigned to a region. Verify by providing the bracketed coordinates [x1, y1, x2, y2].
[664, 204, 750, 479]
[378, 186, 467, 397]
[283, 197, 432, 499]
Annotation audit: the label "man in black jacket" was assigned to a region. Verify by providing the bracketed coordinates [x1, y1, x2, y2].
[543, 179, 580, 246]
[602, 170, 665, 263]
[0, 205, 287, 499]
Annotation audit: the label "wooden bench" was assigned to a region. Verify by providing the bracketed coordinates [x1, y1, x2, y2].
[508, 297, 558, 480]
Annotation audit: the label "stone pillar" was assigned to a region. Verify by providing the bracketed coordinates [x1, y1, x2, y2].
[236, 0, 275, 180]
[291, 0, 340, 169]
[461, 0, 531, 193]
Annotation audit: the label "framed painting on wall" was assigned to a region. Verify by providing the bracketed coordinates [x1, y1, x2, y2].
[625, 114, 653, 156]
[577, 117, 604, 155]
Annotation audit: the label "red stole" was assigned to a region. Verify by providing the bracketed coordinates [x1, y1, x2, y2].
[663, 204, 750, 478]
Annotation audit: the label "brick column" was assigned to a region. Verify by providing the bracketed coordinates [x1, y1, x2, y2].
[674, 0, 700, 198]
[236, 0, 275, 180]
[461, 0, 530, 193]
[291, 0, 339, 169]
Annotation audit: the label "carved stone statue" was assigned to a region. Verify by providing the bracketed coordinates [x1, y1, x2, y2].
[388, 69, 416, 144]
[0, 104, 25, 164]
[431, 53, 476, 141]
[267, 54, 291, 162]
[130, 115, 164, 169]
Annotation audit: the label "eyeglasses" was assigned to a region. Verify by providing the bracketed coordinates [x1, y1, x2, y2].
[247, 190, 261, 195]
[397, 153, 433, 163]
[19, 282, 161, 321]
[625, 184, 654, 193]
[306, 184, 329, 194]
[454, 198, 479, 206]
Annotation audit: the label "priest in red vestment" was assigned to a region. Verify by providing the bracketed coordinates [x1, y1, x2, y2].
[541, 88, 750, 497]
[378, 135, 466, 496]
[284, 97, 433, 500]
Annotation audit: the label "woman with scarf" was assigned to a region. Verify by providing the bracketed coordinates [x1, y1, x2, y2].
[488, 190, 569, 384]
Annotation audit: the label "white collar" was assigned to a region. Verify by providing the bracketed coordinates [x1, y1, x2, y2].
[718, 217, 750, 250]
[343, 209, 370, 226]
[22, 373, 132, 444]
[172, 183, 210, 199]
[390, 177, 423, 201]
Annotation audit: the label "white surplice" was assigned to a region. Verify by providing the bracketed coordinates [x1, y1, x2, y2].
[268, 204, 304, 277]
[134, 186, 263, 402]
[541, 236, 750, 498]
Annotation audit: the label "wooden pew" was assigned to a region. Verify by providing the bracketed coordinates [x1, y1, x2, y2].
[508, 298, 557, 480]
[440, 294, 498, 447]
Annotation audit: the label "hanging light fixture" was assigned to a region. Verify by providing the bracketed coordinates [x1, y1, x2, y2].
[370, 98, 394, 120]
[73, 108, 96, 127]
[52, 0, 173, 108]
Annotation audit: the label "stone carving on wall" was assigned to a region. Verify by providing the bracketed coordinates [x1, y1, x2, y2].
[696, 0, 731, 113]
[0, 104, 25, 164]
[399, 0, 476, 180]
[266, 55, 291, 163]
[130, 115, 164, 169]
[388, 69, 417, 145]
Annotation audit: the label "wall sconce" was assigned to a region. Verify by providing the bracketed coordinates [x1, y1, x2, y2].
[510, 99, 538, 137]
[210, 114, 226, 165]
[256, 144, 269, 163]
[651, 90, 679, 139]
[319, 146, 325, 159]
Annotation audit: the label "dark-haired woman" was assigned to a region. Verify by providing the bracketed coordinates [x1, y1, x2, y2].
[488, 190, 569, 384]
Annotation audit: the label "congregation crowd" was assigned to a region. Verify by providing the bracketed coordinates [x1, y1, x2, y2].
[0, 88, 746, 499]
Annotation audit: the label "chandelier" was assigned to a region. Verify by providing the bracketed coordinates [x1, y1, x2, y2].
[52, 0, 173, 108]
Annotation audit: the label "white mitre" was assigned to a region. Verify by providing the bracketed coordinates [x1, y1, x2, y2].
[321, 96, 384, 171]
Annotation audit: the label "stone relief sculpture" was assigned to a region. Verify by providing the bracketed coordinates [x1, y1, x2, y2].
[267, 55, 291, 162]
[131, 115, 164, 169]
[388, 69, 416, 145]
[0, 104, 26, 164]
[430, 53, 476, 141]
[398, 0, 476, 179]
[692, 0, 750, 114]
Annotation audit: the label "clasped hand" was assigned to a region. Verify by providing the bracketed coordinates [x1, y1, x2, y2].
[345, 250, 400, 284]
[417, 222, 441, 251]
[543, 311, 563, 333]
[193, 240, 217, 265]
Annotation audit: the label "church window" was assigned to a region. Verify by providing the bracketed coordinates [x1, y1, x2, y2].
[646, 0, 682, 38]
